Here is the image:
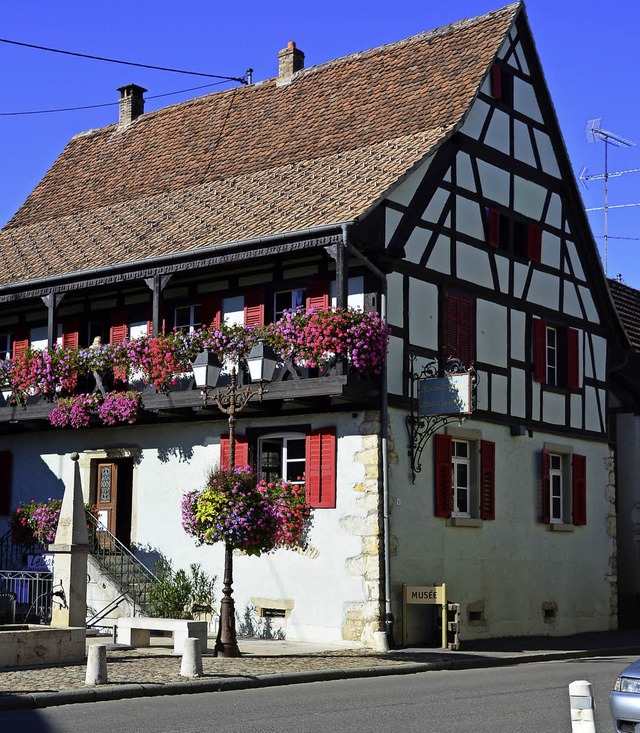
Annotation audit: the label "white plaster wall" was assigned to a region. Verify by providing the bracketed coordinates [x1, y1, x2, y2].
[386, 153, 434, 206]
[534, 130, 561, 178]
[477, 160, 510, 207]
[409, 280, 438, 350]
[460, 99, 490, 141]
[456, 197, 485, 241]
[513, 176, 546, 220]
[426, 235, 451, 275]
[510, 368, 526, 418]
[514, 120, 536, 167]
[485, 109, 510, 155]
[1, 414, 375, 645]
[527, 270, 560, 309]
[388, 409, 614, 641]
[456, 243, 492, 289]
[476, 300, 508, 368]
[386, 272, 404, 328]
[513, 77, 543, 124]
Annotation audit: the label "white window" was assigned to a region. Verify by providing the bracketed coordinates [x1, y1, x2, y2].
[222, 296, 244, 326]
[274, 289, 305, 319]
[30, 326, 48, 351]
[330, 275, 365, 310]
[258, 433, 306, 484]
[0, 333, 11, 360]
[175, 305, 202, 333]
[549, 452, 564, 523]
[451, 439, 471, 517]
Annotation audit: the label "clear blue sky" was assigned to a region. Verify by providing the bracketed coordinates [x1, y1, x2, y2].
[2, 1, 639, 286]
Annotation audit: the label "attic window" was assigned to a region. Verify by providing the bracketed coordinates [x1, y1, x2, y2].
[490, 62, 513, 106]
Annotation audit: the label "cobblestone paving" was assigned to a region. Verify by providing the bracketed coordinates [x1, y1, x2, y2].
[0, 646, 429, 696]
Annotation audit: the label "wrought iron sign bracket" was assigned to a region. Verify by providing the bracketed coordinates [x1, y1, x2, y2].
[405, 353, 478, 484]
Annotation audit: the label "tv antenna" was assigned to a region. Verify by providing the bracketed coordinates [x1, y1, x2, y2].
[579, 119, 637, 275]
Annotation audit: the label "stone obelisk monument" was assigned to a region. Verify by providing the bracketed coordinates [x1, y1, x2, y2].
[49, 452, 89, 629]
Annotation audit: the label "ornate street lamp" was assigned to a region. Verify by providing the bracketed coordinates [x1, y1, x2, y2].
[192, 341, 278, 657]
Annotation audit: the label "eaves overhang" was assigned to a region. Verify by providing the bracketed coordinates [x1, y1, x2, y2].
[0, 220, 356, 304]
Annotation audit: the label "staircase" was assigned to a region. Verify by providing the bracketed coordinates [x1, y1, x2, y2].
[86, 514, 158, 618]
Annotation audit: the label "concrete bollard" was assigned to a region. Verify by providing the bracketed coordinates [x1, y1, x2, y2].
[85, 644, 108, 686]
[180, 637, 203, 678]
[372, 630, 390, 653]
[569, 680, 596, 733]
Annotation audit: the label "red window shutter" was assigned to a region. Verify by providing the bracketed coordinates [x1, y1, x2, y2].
[527, 224, 542, 263]
[201, 296, 222, 329]
[0, 450, 12, 515]
[491, 62, 503, 100]
[566, 328, 580, 390]
[109, 312, 128, 344]
[488, 208, 500, 248]
[220, 434, 250, 470]
[541, 449, 551, 524]
[533, 319, 547, 383]
[458, 298, 473, 366]
[61, 319, 80, 349]
[572, 454, 587, 526]
[434, 433, 453, 518]
[305, 427, 337, 509]
[305, 280, 330, 311]
[480, 440, 496, 520]
[12, 328, 29, 358]
[244, 290, 265, 328]
[109, 312, 128, 382]
[444, 294, 473, 366]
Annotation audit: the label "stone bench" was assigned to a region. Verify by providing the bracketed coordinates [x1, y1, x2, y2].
[114, 617, 208, 654]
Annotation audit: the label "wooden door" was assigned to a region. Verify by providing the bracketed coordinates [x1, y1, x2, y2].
[96, 462, 118, 536]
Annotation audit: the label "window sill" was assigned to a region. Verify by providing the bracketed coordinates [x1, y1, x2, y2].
[547, 523, 574, 533]
[448, 517, 483, 528]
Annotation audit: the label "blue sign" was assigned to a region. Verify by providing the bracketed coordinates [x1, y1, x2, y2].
[418, 374, 471, 416]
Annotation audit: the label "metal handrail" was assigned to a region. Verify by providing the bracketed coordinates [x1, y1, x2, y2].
[0, 528, 46, 571]
[86, 514, 158, 615]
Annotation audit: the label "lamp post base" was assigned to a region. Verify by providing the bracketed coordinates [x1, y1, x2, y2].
[213, 543, 241, 658]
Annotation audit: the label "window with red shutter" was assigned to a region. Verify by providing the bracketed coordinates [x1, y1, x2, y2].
[110, 312, 129, 383]
[0, 450, 12, 515]
[220, 434, 250, 470]
[12, 328, 29, 359]
[444, 293, 474, 366]
[61, 319, 80, 349]
[201, 297, 222, 329]
[572, 454, 587, 526]
[480, 440, 496, 520]
[541, 449, 551, 524]
[305, 280, 329, 311]
[533, 319, 547, 383]
[244, 290, 265, 328]
[305, 427, 337, 509]
[434, 433, 453, 518]
[487, 208, 500, 248]
[566, 328, 580, 390]
[527, 224, 542, 263]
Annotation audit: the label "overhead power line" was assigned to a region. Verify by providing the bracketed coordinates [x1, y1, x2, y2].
[0, 37, 248, 84]
[0, 80, 231, 116]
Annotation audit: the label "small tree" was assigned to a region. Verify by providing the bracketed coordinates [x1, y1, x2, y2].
[148, 560, 216, 619]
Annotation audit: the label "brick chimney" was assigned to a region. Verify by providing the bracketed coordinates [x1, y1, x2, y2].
[277, 41, 304, 86]
[117, 84, 147, 127]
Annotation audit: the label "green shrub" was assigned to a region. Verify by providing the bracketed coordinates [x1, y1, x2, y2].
[148, 560, 216, 619]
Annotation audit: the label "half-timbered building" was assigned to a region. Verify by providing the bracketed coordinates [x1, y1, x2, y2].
[0, 2, 622, 644]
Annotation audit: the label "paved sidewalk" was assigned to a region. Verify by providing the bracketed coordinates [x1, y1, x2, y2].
[1, 629, 640, 711]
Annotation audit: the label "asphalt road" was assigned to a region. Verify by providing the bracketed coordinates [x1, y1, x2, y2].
[0, 654, 631, 733]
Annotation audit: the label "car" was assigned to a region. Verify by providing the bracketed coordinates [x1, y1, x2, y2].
[611, 658, 640, 732]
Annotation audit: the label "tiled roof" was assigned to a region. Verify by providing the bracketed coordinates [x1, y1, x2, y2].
[609, 279, 640, 352]
[0, 2, 520, 288]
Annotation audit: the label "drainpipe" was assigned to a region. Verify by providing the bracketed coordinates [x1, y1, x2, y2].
[346, 241, 393, 645]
